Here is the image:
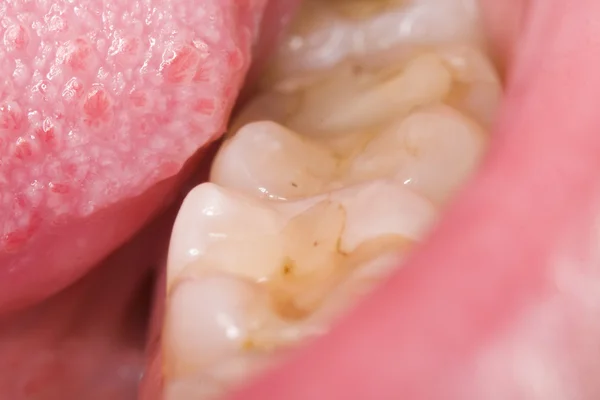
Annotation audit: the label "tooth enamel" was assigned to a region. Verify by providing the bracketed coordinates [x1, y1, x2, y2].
[211, 121, 338, 200]
[287, 53, 453, 134]
[164, 275, 268, 377]
[335, 181, 436, 251]
[165, 0, 501, 397]
[440, 45, 502, 126]
[165, 179, 437, 394]
[167, 184, 284, 287]
[267, 0, 479, 86]
[351, 105, 487, 203]
[273, 180, 437, 253]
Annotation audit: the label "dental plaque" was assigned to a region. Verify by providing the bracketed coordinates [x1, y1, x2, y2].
[163, 0, 501, 398]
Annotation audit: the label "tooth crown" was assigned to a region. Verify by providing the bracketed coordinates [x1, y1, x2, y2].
[164, 0, 501, 398]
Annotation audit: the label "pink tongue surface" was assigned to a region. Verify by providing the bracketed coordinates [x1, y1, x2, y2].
[0, 0, 268, 314]
[0, 2, 300, 399]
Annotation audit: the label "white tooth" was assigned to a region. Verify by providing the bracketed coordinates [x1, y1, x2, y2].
[165, 179, 436, 365]
[440, 45, 502, 126]
[167, 183, 285, 287]
[334, 180, 437, 252]
[351, 105, 487, 203]
[441, 45, 499, 85]
[211, 121, 339, 200]
[163, 274, 270, 377]
[268, 0, 480, 84]
[311, 249, 407, 322]
[287, 53, 453, 134]
[279, 199, 346, 277]
[357, 0, 480, 50]
[266, 0, 353, 82]
[276, 180, 437, 253]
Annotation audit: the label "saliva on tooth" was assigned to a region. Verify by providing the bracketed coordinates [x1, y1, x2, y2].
[163, 0, 502, 399]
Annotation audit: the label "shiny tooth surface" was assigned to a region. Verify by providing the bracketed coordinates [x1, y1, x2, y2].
[164, 275, 269, 377]
[210, 121, 339, 201]
[440, 45, 502, 126]
[167, 183, 285, 287]
[214, 104, 486, 205]
[286, 53, 453, 134]
[164, 179, 437, 395]
[350, 104, 487, 203]
[164, 0, 501, 398]
[267, 0, 480, 85]
[273, 180, 438, 253]
[168, 181, 436, 291]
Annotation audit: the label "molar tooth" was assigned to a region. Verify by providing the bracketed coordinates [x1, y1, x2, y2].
[211, 121, 338, 200]
[163, 180, 438, 400]
[164, 179, 437, 377]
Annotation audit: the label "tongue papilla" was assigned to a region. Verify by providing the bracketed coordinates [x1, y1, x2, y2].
[228, 1, 600, 399]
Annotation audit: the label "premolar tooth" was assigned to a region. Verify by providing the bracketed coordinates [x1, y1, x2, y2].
[351, 105, 487, 203]
[211, 121, 338, 200]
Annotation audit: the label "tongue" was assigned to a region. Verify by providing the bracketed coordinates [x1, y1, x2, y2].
[0, 1, 301, 398]
[0, 0, 271, 315]
[226, 1, 600, 398]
